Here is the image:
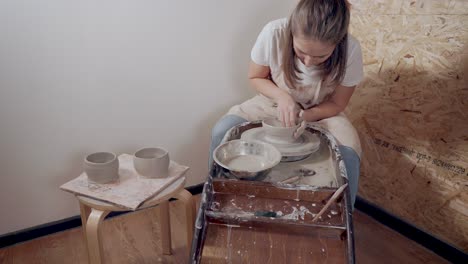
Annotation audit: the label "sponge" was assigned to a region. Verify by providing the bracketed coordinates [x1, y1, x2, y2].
[254, 211, 277, 217]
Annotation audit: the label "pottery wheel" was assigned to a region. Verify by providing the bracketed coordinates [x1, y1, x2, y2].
[241, 128, 320, 159]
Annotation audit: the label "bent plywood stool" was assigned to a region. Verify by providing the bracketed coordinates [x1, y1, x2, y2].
[76, 177, 195, 264]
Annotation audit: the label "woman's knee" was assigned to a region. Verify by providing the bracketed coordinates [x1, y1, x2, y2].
[209, 115, 247, 168]
[211, 115, 247, 140]
[339, 146, 360, 165]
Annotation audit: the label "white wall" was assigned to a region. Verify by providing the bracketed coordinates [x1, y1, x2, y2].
[0, 0, 295, 234]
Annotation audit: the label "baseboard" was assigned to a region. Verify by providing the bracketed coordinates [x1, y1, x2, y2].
[1, 184, 465, 264]
[355, 196, 467, 263]
[0, 183, 205, 249]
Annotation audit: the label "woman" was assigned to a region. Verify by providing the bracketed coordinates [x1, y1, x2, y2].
[210, 0, 363, 206]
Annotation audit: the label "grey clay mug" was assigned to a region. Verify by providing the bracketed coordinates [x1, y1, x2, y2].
[133, 147, 170, 178]
[84, 152, 119, 184]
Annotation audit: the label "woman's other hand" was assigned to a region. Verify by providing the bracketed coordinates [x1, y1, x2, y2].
[301, 84, 356, 122]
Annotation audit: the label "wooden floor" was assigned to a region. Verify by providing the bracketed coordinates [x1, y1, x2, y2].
[0, 197, 448, 264]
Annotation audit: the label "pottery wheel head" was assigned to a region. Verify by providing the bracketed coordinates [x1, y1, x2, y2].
[264, 134, 305, 145]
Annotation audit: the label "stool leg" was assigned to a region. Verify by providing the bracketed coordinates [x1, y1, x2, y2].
[175, 189, 196, 250]
[159, 200, 172, 255]
[79, 202, 91, 249]
[86, 209, 110, 264]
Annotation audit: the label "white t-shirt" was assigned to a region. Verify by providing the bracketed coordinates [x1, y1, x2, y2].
[250, 18, 364, 109]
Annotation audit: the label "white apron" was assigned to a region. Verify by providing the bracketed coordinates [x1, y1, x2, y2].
[226, 77, 362, 158]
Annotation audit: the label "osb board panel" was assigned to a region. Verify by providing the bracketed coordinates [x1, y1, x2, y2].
[447, 0, 468, 15]
[349, 0, 404, 15]
[401, 0, 452, 15]
[348, 13, 468, 251]
[349, 0, 468, 15]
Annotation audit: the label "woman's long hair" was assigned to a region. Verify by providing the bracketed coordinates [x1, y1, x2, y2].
[282, 0, 350, 89]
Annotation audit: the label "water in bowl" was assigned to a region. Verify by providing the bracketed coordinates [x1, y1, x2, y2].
[226, 155, 267, 171]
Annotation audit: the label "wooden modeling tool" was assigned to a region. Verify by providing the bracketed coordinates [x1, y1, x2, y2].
[280, 175, 301, 184]
[312, 183, 348, 223]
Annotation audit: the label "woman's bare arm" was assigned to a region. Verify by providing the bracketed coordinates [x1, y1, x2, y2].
[302, 84, 355, 122]
[248, 60, 298, 126]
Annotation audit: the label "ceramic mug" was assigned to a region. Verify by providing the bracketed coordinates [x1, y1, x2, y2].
[262, 118, 305, 143]
[84, 152, 119, 184]
[133, 147, 170, 178]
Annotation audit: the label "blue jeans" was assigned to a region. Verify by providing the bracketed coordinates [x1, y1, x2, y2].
[338, 145, 360, 209]
[209, 115, 360, 208]
[209, 115, 248, 168]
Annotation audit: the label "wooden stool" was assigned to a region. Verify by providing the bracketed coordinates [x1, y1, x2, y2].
[76, 177, 195, 264]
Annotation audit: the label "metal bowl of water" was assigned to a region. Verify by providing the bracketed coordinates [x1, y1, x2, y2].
[213, 139, 281, 180]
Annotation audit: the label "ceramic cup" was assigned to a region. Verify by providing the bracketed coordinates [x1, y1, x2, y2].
[133, 147, 170, 178]
[262, 118, 303, 143]
[84, 152, 119, 184]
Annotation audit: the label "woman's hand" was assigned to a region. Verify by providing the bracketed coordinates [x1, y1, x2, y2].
[277, 93, 299, 127]
[247, 60, 301, 126]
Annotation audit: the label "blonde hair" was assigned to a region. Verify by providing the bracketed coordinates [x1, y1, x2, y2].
[282, 0, 350, 88]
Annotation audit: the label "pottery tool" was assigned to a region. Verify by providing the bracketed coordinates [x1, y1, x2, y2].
[312, 183, 348, 222]
[280, 175, 301, 184]
[294, 120, 307, 139]
[279, 169, 317, 184]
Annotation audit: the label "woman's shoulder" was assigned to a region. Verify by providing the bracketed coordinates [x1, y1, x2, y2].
[347, 34, 362, 52]
[251, 18, 288, 67]
[261, 18, 288, 35]
[264, 18, 288, 30]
